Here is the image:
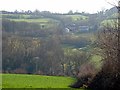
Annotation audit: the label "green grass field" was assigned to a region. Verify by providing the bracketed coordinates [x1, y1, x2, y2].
[7, 18, 59, 29]
[65, 15, 88, 21]
[2, 14, 31, 19]
[2, 74, 78, 88]
[9, 18, 53, 23]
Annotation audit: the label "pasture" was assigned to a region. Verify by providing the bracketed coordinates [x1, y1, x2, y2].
[65, 15, 88, 21]
[2, 74, 77, 88]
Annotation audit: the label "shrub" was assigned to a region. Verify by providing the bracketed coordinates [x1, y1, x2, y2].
[13, 68, 27, 74]
[70, 62, 97, 88]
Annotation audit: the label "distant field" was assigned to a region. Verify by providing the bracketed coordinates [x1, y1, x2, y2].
[2, 74, 78, 88]
[65, 15, 88, 21]
[2, 14, 31, 19]
[7, 18, 59, 29]
[2, 14, 88, 22]
[9, 18, 54, 23]
[2, 14, 59, 24]
[75, 33, 96, 42]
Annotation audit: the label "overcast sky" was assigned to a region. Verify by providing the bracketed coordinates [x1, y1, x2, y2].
[0, 0, 116, 13]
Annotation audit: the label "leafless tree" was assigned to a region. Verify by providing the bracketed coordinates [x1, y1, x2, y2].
[87, 1, 120, 89]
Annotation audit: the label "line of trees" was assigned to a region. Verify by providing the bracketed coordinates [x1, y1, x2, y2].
[2, 19, 91, 76]
[2, 34, 90, 76]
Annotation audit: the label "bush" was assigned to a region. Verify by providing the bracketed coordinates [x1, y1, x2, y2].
[88, 70, 120, 90]
[70, 62, 97, 88]
[13, 68, 27, 74]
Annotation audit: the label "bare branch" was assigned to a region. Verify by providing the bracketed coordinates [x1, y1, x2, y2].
[105, 0, 118, 7]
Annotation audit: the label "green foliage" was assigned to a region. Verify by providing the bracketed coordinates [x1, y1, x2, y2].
[101, 19, 116, 27]
[90, 55, 102, 69]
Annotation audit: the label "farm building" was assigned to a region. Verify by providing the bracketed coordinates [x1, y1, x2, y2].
[64, 23, 89, 33]
[78, 26, 89, 32]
